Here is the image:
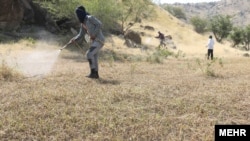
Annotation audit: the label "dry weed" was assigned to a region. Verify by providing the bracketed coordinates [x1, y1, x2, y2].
[1, 57, 249, 140]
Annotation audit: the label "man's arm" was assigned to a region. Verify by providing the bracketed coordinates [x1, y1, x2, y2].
[73, 24, 85, 41]
[88, 16, 102, 38]
[61, 25, 85, 50]
[206, 39, 211, 48]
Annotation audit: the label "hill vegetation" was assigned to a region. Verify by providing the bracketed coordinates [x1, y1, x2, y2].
[161, 0, 250, 50]
[163, 0, 250, 27]
[31, 0, 155, 34]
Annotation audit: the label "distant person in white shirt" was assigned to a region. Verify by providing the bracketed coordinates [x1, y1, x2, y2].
[206, 35, 215, 60]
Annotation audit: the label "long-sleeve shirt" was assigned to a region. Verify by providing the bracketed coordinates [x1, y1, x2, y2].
[156, 33, 165, 40]
[74, 15, 105, 44]
[207, 38, 214, 49]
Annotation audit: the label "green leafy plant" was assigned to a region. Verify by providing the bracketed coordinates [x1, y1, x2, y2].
[196, 58, 223, 77]
[209, 15, 233, 43]
[146, 48, 173, 63]
[163, 5, 186, 20]
[174, 50, 185, 59]
[229, 27, 244, 47]
[190, 16, 208, 33]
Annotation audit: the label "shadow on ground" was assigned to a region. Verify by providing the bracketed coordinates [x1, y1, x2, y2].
[96, 78, 121, 85]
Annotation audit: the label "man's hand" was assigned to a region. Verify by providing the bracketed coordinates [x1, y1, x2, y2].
[69, 39, 76, 44]
[60, 39, 75, 50]
[60, 45, 66, 50]
[90, 36, 96, 40]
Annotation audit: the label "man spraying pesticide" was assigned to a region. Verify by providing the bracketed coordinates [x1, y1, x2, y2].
[60, 6, 105, 79]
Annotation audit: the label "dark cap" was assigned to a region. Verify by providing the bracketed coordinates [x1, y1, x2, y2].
[77, 6, 86, 11]
[75, 6, 87, 23]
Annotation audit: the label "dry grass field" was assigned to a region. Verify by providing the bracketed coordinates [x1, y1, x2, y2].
[0, 4, 250, 141]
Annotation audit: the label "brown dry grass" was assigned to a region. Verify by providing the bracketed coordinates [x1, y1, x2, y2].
[1, 46, 249, 140]
[0, 4, 250, 141]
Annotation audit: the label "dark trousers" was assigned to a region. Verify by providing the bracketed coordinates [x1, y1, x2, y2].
[86, 40, 103, 71]
[207, 49, 213, 60]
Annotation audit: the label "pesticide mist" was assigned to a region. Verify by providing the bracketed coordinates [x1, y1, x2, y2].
[16, 50, 61, 77]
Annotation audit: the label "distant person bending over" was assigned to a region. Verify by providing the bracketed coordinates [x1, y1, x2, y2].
[206, 35, 214, 60]
[155, 31, 166, 47]
[66, 6, 105, 79]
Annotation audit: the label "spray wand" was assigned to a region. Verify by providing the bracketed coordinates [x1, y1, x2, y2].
[60, 34, 103, 52]
[60, 40, 85, 55]
[60, 42, 71, 50]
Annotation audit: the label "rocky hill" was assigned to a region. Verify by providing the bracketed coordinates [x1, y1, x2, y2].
[0, 0, 77, 36]
[164, 0, 250, 27]
[1, 0, 247, 57]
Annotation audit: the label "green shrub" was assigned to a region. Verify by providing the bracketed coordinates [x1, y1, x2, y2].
[196, 58, 223, 77]
[34, 0, 155, 33]
[174, 50, 185, 59]
[163, 5, 186, 20]
[190, 16, 208, 33]
[146, 48, 173, 63]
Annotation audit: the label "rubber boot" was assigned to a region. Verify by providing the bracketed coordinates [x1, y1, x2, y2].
[87, 69, 99, 79]
[96, 71, 99, 79]
[87, 59, 99, 79]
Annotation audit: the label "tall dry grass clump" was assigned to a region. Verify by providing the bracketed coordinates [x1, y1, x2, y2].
[0, 60, 23, 81]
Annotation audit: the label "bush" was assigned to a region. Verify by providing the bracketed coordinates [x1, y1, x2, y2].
[209, 15, 233, 43]
[33, 0, 155, 33]
[34, 0, 81, 19]
[164, 5, 186, 20]
[229, 27, 244, 47]
[146, 48, 174, 63]
[190, 16, 208, 33]
[242, 24, 250, 50]
[196, 58, 223, 77]
[83, 0, 121, 32]
[0, 60, 22, 81]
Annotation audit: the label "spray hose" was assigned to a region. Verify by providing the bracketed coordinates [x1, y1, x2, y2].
[74, 42, 85, 55]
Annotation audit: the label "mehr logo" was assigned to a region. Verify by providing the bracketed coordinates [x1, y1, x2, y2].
[219, 128, 246, 136]
[215, 125, 250, 141]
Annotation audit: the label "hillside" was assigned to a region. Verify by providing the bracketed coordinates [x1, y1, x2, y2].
[0, 2, 250, 141]
[166, 0, 250, 27]
[133, 4, 246, 58]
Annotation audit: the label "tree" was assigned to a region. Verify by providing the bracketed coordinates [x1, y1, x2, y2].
[85, 0, 154, 34]
[209, 15, 233, 43]
[190, 16, 208, 33]
[84, 0, 121, 32]
[229, 27, 244, 47]
[115, 0, 154, 34]
[242, 25, 250, 50]
[32, 0, 155, 34]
